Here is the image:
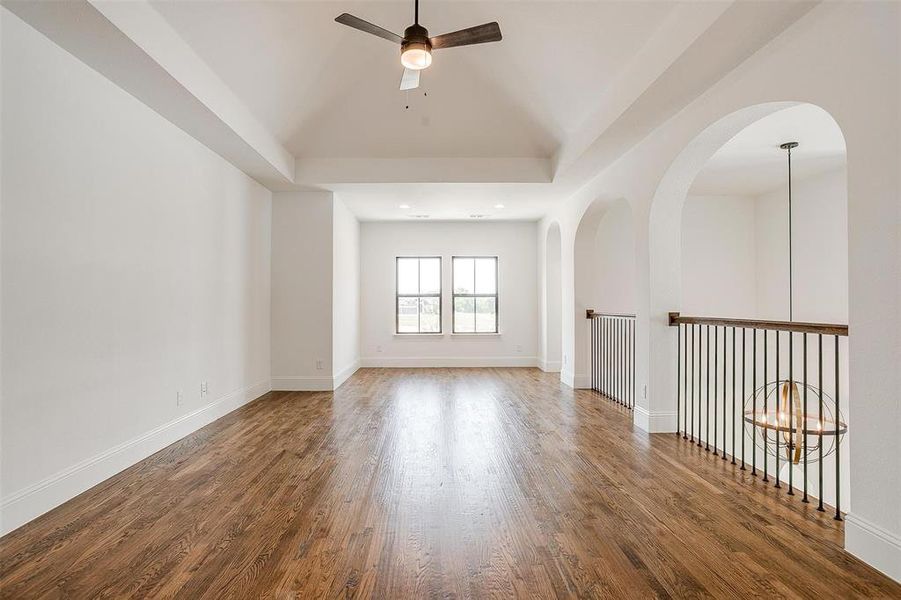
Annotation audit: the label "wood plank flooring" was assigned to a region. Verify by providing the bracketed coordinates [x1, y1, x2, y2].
[1, 368, 899, 598]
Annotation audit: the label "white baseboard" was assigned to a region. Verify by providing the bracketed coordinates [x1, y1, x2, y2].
[359, 356, 538, 368]
[573, 374, 591, 389]
[0, 378, 271, 536]
[633, 406, 678, 433]
[271, 375, 334, 391]
[845, 513, 901, 582]
[332, 360, 360, 389]
[561, 369, 575, 388]
[539, 360, 561, 373]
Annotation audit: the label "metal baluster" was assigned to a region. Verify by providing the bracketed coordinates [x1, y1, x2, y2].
[617, 319, 622, 404]
[608, 318, 613, 400]
[697, 324, 703, 447]
[802, 332, 809, 502]
[596, 318, 600, 394]
[677, 323, 681, 436]
[741, 328, 747, 470]
[775, 331, 781, 489]
[601, 317, 606, 397]
[690, 325, 695, 442]
[631, 319, 636, 408]
[697, 324, 704, 448]
[722, 326, 727, 461]
[763, 330, 768, 482]
[817, 334, 824, 512]
[591, 318, 596, 391]
[834, 335, 842, 521]
[713, 326, 718, 456]
[706, 325, 710, 451]
[752, 329, 757, 475]
[787, 332, 794, 495]
[683, 323, 689, 438]
[731, 327, 735, 464]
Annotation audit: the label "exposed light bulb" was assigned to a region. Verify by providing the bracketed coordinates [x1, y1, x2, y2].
[398, 204, 410, 209]
[494, 204, 505, 209]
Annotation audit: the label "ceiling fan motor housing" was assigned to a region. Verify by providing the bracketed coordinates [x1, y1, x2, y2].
[402, 24, 431, 54]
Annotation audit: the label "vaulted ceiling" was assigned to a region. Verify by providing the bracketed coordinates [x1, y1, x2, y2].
[7, 0, 819, 220]
[151, 1, 676, 161]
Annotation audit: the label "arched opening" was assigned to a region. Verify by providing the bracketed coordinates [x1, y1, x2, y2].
[573, 198, 635, 391]
[651, 101, 849, 511]
[543, 222, 562, 373]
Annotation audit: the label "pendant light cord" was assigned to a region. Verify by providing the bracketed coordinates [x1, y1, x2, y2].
[781, 141, 798, 323]
[788, 144, 793, 322]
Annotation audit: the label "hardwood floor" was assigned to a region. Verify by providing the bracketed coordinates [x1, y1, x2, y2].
[1, 368, 898, 599]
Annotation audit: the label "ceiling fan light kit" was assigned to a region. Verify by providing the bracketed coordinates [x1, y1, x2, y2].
[335, 0, 502, 90]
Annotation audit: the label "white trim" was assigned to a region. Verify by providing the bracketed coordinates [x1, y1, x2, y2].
[360, 356, 537, 368]
[393, 333, 444, 338]
[0, 378, 271, 536]
[271, 375, 334, 391]
[539, 360, 562, 373]
[332, 360, 360, 389]
[560, 369, 575, 388]
[449, 333, 502, 337]
[845, 513, 901, 582]
[633, 406, 678, 433]
[572, 373, 591, 389]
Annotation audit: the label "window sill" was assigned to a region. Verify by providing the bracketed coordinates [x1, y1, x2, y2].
[450, 332, 501, 337]
[393, 333, 444, 337]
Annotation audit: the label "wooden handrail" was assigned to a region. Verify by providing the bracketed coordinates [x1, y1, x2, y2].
[586, 309, 636, 319]
[668, 312, 848, 336]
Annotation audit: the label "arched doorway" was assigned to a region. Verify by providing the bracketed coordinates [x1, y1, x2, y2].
[573, 198, 635, 390]
[650, 101, 849, 510]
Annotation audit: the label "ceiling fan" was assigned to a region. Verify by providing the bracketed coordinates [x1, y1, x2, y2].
[335, 0, 502, 91]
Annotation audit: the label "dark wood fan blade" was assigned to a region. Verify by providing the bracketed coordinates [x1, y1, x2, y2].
[430, 22, 501, 49]
[335, 13, 403, 44]
[400, 68, 420, 91]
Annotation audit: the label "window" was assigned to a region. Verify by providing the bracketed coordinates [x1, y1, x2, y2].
[396, 257, 441, 333]
[452, 256, 498, 333]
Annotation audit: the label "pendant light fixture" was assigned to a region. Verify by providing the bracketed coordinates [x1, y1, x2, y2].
[744, 142, 847, 477]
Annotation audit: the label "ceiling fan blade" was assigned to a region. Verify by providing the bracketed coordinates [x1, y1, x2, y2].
[430, 22, 502, 49]
[400, 68, 420, 91]
[335, 13, 403, 44]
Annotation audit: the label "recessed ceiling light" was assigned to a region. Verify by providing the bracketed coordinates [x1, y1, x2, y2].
[494, 204, 505, 209]
[469, 214, 487, 219]
[398, 204, 411, 209]
[408, 214, 430, 219]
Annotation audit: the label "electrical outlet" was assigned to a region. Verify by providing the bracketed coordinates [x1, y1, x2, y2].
[176, 390, 183, 406]
[316, 360, 323, 370]
[200, 381, 208, 397]
[642, 384, 648, 399]
[377, 345, 383, 353]
[516, 344, 522, 353]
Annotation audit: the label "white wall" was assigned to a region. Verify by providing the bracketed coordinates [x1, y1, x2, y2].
[332, 197, 361, 386]
[542, 223, 562, 371]
[360, 221, 538, 366]
[1, 12, 272, 534]
[270, 191, 334, 391]
[755, 168, 848, 323]
[592, 200, 636, 314]
[681, 195, 757, 318]
[270, 191, 361, 391]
